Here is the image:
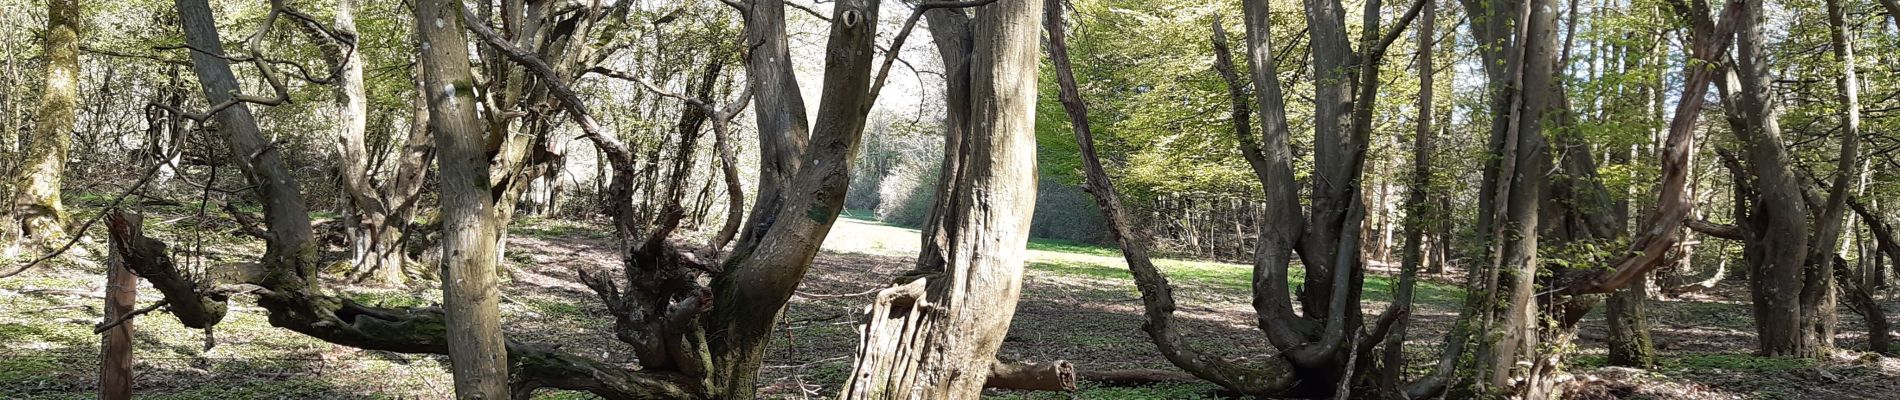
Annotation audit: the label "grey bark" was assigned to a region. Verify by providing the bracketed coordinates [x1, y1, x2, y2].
[417, 0, 510, 397]
[1039, 8, 1297, 397]
[705, 1, 885, 396]
[1382, 0, 1435, 390]
[732, 0, 813, 257]
[1731, 0, 1814, 357]
[841, 1, 1044, 397]
[1799, 0, 1864, 353]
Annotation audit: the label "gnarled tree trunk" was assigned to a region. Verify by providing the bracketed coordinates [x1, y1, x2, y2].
[1729, 0, 1814, 357]
[841, 1, 1042, 397]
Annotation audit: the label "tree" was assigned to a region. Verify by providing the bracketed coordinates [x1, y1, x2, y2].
[8, 0, 78, 245]
[1700, 0, 1817, 357]
[1797, 0, 1865, 355]
[1219, 0, 1428, 395]
[311, 0, 433, 286]
[1382, 0, 1440, 386]
[1040, 1, 1298, 395]
[841, 0, 1044, 397]
[416, 0, 510, 396]
[1063, 0, 1429, 394]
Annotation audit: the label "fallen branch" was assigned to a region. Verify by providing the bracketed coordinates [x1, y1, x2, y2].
[105, 211, 227, 330]
[985, 360, 1077, 392]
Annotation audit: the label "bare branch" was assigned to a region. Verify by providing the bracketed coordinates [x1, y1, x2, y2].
[868, 0, 1002, 103]
[461, 6, 634, 168]
[95, 300, 169, 334]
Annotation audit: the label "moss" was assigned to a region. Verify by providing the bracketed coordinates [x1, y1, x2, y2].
[344, 290, 431, 309]
[452, 79, 479, 98]
[0, 356, 61, 385]
[1662, 353, 1813, 373]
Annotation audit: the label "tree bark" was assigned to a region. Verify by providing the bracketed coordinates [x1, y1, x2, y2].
[704, 1, 885, 396]
[1730, 0, 1814, 358]
[175, 0, 318, 290]
[1606, 277, 1656, 367]
[915, 6, 973, 274]
[1234, 0, 1320, 354]
[1800, 0, 1865, 353]
[707, 112, 745, 253]
[1450, 0, 1558, 394]
[321, 0, 411, 286]
[1383, 0, 1436, 390]
[731, 0, 813, 256]
[101, 233, 135, 400]
[10, 0, 78, 243]
[1834, 255, 1891, 353]
[1031, 7, 1299, 397]
[417, 0, 510, 397]
[841, 1, 1042, 397]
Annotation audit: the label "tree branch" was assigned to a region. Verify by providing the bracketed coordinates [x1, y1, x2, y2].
[461, 6, 634, 169]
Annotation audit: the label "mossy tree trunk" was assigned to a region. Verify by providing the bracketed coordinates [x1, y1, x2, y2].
[1607, 276, 1657, 367]
[11, 0, 79, 244]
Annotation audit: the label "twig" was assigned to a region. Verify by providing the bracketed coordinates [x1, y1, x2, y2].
[867, 0, 1003, 103]
[94, 299, 169, 334]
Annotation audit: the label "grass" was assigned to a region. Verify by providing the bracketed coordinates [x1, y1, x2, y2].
[0, 208, 1465, 399]
[829, 211, 1464, 308]
[14, 206, 1888, 399]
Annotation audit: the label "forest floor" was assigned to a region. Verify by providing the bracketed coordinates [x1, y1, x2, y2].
[2, 203, 1898, 399]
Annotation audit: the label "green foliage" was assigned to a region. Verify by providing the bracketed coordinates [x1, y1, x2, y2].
[1036, 0, 1263, 199]
[1662, 353, 1815, 374]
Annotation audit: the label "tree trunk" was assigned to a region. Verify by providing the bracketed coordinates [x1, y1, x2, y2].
[10, 0, 78, 243]
[1383, 0, 1436, 390]
[841, 2, 1041, 397]
[707, 114, 745, 253]
[325, 0, 409, 286]
[1455, 0, 1559, 393]
[101, 237, 135, 400]
[1018, 7, 1300, 397]
[915, 7, 973, 274]
[731, 0, 812, 256]
[1834, 255, 1891, 353]
[1607, 276, 1656, 367]
[1799, 0, 1865, 353]
[417, 0, 509, 397]
[1730, 0, 1814, 357]
[704, 1, 885, 396]
[175, 0, 318, 290]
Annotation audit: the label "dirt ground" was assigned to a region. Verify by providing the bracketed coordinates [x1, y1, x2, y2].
[3, 214, 1897, 399]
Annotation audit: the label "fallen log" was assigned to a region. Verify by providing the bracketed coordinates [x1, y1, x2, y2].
[986, 360, 1077, 392]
